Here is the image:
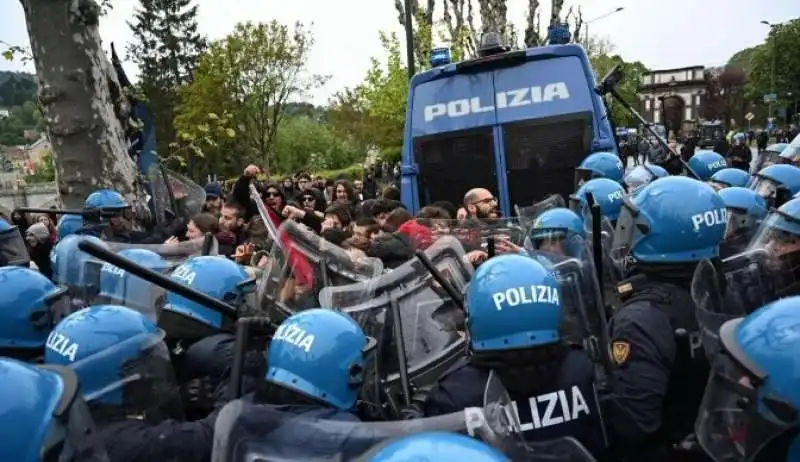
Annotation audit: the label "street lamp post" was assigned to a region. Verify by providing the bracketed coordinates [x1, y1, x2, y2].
[761, 20, 780, 121]
[584, 7, 624, 50]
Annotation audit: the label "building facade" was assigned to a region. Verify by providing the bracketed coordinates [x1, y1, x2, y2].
[639, 66, 707, 135]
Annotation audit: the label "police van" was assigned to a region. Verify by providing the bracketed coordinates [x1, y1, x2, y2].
[399, 34, 617, 215]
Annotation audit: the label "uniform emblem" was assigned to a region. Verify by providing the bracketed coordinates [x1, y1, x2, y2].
[611, 341, 630, 365]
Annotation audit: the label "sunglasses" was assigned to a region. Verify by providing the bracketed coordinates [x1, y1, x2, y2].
[264, 191, 280, 198]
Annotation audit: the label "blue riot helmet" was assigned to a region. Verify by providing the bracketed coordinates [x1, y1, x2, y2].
[161, 255, 255, 339]
[56, 214, 83, 241]
[575, 152, 625, 187]
[466, 254, 561, 351]
[747, 197, 800, 260]
[623, 164, 668, 192]
[0, 358, 107, 461]
[95, 249, 170, 322]
[526, 208, 587, 258]
[0, 218, 30, 267]
[709, 168, 750, 191]
[44, 305, 181, 420]
[750, 164, 800, 208]
[695, 297, 800, 461]
[732, 132, 746, 146]
[82, 188, 132, 233]
[267, 308, 374, 410]
[51, 235, 109, 306]
[0, 267, 70, 360]
[611, 176, 726, 265]
[571, 177, 626, 223]
[368, 432, 510, 461]
[718, 187, 769, 259]
[688, 150, 728, 181]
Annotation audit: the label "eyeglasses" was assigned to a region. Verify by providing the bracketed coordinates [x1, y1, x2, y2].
[472, 197, 496, 205]
[264, 191, 280, 198]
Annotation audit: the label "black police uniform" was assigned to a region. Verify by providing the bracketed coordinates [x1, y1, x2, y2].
[604, 274, 709, 461]
[424, 350, 606, 459]
[98, 412, 218, 462]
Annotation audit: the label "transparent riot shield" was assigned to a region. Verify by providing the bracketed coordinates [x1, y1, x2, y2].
[82, 254, 171, 322]
[165, 169, 206, 218]
[106, 236, 218, 263]
[426, 218, 527, 256]
[691, 249, 797, 360]
[255, 220, 383, 325]
[210, 377, 520, 462]
[515, 194, 567, 229]
[318, 237, 472, 418]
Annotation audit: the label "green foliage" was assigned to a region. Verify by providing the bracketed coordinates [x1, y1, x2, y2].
[0, 71, 37, 107]
[590, 49, 648, 128]
[328, 32, 406, 166]
[272, 116, 363, 174]
[24, 149, 55, 183]
[127, 0, 207, 159]
[173, 20, 328, 177]
[0, 100, 44, 146]
[744, 19, 800, 113]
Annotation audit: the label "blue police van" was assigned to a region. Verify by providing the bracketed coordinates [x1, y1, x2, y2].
[399, 41, 617, 215]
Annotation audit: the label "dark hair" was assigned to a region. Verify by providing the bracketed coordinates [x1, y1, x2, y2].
[320, 228, 352, 246]
[189, 213, 220, 234]
[297, 173, 312, 182]
[222, 201, 246, 218]
[371, 199, 398, 217]
[333, 179, 356, 202]
[430, 201, 457, 219]
[382, 185, 400, 201]
[383, 208, 411, 232]
[353, 217, 380, 238]
[324, 203, 353, 227]
[416, 206, 451, 220]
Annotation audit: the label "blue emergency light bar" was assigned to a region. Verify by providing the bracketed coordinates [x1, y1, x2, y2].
[431, 47, 452, 67]
[548, 23, 571, 45]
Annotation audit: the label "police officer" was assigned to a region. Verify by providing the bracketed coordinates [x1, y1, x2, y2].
[0, 357, 109, 461]
[525, 208, 587, 257]
[688, 150, 728, 181]
[213, 308, 376, 459]
[717, 187, 768, 259]
[44, 304, 218, 462]
[51, 235, 110, 306]
[0, 218, 30, 267]
[424, 254, 605, 459]
[726, 132, 752, 172]
[57, 213, 84, 241]
[606, 176, 727, 461]
[708, 168, 751, 191]
[695, 296, 800, 461]
[575, 152, 625, 188]
[76, 189, 173, 244]
[94, 248, 170, 321]
[623, 164, 668, 193]
[0, 266, 70, 362]
[750, 164, 800, 208]
[572, 178, 626, 225]
[160, 255, 262, 413]
[364, 432, 511, 462]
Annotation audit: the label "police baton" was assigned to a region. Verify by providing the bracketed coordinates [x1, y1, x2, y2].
[229, 317, 273, 399]
[414, 250, 465, 309]
[596, 63, 700, 180]
[201, 232, 214, 256]
[16, 207, 119, 218]
[585, 193, 615, 379]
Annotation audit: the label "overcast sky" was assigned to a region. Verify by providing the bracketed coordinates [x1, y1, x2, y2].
[1, 0, 796, 105]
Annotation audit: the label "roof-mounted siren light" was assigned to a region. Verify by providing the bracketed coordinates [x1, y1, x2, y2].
[547, 23, 571, 45]
[431, 47, 452, 67]
[477, 32, 509, 57]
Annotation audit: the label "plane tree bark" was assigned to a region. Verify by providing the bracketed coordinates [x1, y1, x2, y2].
[19, 0, 143, 209]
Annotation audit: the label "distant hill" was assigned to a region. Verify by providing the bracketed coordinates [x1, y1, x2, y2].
[0, 71, 37, 107]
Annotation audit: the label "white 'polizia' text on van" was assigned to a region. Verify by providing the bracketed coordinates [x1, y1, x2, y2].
[423, 83, 571, 122]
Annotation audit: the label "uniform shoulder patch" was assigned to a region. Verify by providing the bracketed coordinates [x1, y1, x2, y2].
[611, 341, 631, 365]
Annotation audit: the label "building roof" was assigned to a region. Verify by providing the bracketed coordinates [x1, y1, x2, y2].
[643, 65, 705, 75]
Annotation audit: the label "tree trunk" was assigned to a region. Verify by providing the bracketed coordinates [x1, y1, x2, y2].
[20, 0, 142, 209]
